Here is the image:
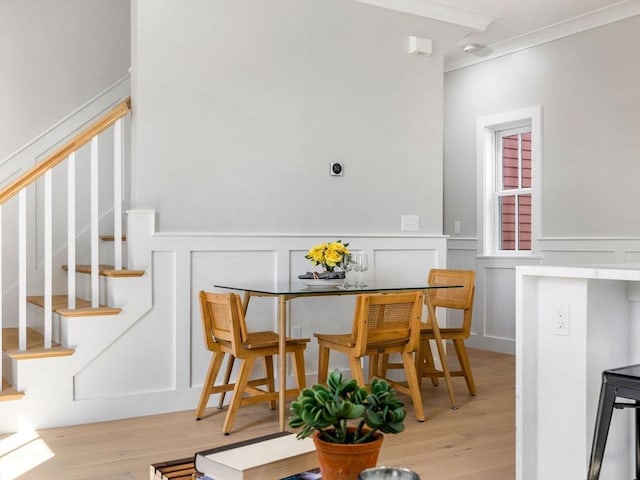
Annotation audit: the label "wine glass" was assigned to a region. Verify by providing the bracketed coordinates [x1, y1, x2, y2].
[352, 253, 369, 287]
[356, 254, 368, 287]
[340, 253, 353, 287]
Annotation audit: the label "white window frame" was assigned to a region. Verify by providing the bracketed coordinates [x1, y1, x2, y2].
[476, 106, 542, 257]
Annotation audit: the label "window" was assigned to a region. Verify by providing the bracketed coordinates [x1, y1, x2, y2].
[477, 107, 540, 256]
[497, 128, 531, 252]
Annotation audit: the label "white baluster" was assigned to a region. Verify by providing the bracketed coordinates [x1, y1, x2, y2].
[91, 136, 99, 308]
[67, 152, 76, 309]
[18, 189, 26, 351]
[44, 170, 52, 349]
[114, 118, 123, 271]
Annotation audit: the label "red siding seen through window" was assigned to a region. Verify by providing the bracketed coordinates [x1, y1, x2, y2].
[500, 132, 532, 251]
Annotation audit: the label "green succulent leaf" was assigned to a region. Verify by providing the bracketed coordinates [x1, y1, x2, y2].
[343, 402, 365, 419]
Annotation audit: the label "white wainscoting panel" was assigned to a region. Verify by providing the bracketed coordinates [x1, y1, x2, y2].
[74, 251, 177, 399]
[448, 236, 640, 355]
[152, 233, 448, 399]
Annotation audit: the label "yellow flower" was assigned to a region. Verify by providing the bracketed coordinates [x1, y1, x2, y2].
[328, 242, 350, 255]
[307, 243, 327, 265]
[324, 249, 342, 267]
[305, 240, 350, 272]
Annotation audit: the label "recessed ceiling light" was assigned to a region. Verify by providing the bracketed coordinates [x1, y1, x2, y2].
[463, 43, 483, 53]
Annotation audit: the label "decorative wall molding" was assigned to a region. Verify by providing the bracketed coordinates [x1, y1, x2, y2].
[445, 1, 640, 72]
[352, 0, 496, 30]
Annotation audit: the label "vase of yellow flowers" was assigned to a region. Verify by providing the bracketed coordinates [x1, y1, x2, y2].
[298, 241, 350, 285]
[305, 240, 350, 273]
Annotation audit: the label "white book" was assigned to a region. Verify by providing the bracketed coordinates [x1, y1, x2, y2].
[194, 432, 318, 480]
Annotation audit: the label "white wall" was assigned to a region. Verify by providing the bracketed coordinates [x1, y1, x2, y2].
[444, 16, 640, 239]
[443, 16, 640, 353]
[131, 0, 467, 234]
[0, 0, 131, 160]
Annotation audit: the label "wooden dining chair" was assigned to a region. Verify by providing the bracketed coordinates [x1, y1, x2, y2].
[314, 291, 426, 422]
[195, 291, 309, 434]
[380, 269, 476, 409]
[417, 269, 476, 409]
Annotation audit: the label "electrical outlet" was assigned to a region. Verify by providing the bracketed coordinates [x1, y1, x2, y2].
[553, 304, 570, 336]
[454, 221, 461, 234]
[292, 326, 302, 339]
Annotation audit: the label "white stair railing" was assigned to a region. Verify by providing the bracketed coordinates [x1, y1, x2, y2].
[44, 170, 53, 349]
[18, 189, 27, 352]
[90, 136, 100, 308]
[0, 98, 131, 393]
[113, 118, 123, 271]
[67, 152, 76, 311]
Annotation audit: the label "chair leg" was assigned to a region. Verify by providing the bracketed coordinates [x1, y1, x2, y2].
[317, 344, 330, 385]
[379, 353, 390, 377]
[416, 337, 439, 387]
[217, 354, 235, 409]
[414, 339, 424, 383]
[195, 351, 225, 420]
[423, 340, 439, 386]
[369, 354, 380, 381]
[293, 348, 307, 390]
[588, 381, 618, 480]
[436, 341, 456, 409]
[401, 351, 425, 422]
[453, 339, 476, 395]
[223, 357, 255, 435]
[264, 355, 276, 410]
[349, 356, 366, 387]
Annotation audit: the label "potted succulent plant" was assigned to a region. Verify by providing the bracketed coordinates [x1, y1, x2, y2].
[289, 370, 407, 480]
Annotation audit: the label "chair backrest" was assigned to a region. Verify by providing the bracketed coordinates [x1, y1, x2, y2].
[426, 269, 475, 334]
[351, 291, 424, 357]
[199, 291, 248, 354]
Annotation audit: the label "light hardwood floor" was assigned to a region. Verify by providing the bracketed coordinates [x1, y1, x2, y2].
[1, 348, 514, 480]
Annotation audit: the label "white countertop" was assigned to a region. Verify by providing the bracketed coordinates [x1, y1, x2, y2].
[517, 263, 640, 281]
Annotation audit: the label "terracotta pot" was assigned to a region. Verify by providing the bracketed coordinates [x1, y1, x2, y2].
[312, 429, 384, 480]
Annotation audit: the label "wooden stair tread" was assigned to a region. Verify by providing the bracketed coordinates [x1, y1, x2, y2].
[62, 264, 144, 277]
[2, 327, 75, 359]
[1, 377, 24, 401]
[27, 295, 121, 316]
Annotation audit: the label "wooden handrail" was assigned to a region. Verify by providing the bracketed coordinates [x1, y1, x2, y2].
[0, 97, 131, 205]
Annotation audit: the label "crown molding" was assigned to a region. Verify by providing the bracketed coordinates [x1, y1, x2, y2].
[352, 0, 496, 30]
[445, 0, 640, 72]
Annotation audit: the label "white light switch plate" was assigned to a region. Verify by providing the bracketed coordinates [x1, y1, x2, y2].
[401, 215, 419, 232]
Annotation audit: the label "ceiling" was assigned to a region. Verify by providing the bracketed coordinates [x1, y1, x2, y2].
[354, 0, 640, 70]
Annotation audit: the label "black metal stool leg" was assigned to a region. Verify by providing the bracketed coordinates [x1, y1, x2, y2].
[635, 402, 640, 480]
[588, 382, 618, 480]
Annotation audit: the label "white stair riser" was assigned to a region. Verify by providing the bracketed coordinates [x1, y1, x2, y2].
[98, 241, 128, 267]
[73, 273, 109, 304]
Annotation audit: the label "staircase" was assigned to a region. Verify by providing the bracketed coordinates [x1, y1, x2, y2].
[0, 96, 154, 433]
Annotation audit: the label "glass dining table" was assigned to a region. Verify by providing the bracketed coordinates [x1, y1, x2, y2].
[214, 279, 460, 431]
